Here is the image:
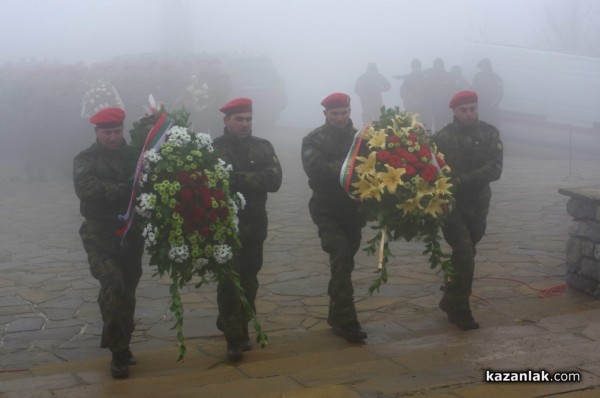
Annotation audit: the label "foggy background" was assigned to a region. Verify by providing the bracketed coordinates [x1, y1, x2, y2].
[2, 0, 597, 125]
[0, 0, 599, 180]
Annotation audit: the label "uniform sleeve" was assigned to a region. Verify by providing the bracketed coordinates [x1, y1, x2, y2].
[73, 153, 129, 202]
[456, 129, 503, 189]
[236, 141, 282, 193]
[301, 134, 343, 183]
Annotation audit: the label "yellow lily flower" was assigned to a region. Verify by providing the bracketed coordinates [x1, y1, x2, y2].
[361, 126, 377, 140]
[424, 196, 448, 218]
[417, 179, 435, 194]
[355, 151, 377, 176]
[352, 175, 382, 202]
[396, 197, 423, 215]
[367, 129, 387, 150]
[377, 165, 406, 194]
[434, 177, 453, 196]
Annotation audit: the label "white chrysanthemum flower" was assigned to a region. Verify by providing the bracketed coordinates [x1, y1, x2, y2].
[213, 158, 233, 179]
[195, 132, 214, 152]
[213, 244, 233, 264]
[135, 192, 156, 217]
[236, 192, 246, 210]
[142, 224, 158, 246]
[196, 258, 209, 267]
[144, 148, 162, 164]
[228, 198, 239, 214]
[167, 126, 192, 147]
[168, 245, 190, 263]
[232, 215, 240, 233]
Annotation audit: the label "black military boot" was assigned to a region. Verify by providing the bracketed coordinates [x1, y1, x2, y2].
[331, 320, 368, 343]
[439, 298, 479, 331]
[111, 350, 130, 378]
[240, 325, 252, 352]
[226, 340, 243, 362]
[449, 309, 479, 331]
[124, 348, 137, 365]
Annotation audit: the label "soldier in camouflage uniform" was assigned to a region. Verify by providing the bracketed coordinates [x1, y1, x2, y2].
[301, 93, 368, 343]
[73, 107, 144, 378]
[433, 90, 503, 330]
[213, 98, 282, 361]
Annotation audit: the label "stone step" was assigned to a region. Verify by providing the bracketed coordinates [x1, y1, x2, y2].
[4, 318, 600, 397]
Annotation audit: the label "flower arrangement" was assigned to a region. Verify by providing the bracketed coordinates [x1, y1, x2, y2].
[340, 107, 455, 293]
[130, 102, 266, 360]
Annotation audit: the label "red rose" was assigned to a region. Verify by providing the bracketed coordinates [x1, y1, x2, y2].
[181, 188, 194, 204]
[199, 187, 212, 208]
[404, 165, 416, 177]
[395, 147, 408, 157]
[417, 146, 431, 160]
[217, 207, 229, 219]
[377, 150, 392, 162]
[404, 152, 418, 164]
[420, 165, 438, 182]
[415, 162, 427, 170]
[388, 135, 400, 144]
[193, 208, 205, 223]
[209, 210, 219, 223]
[178, 172, 193, 184]
[213, 189, 225, 201]
[388, 155, 404, 168]
[200, 226, 211, 237]
[407, 134, 417, 142]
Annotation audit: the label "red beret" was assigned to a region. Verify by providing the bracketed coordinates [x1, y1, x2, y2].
[321, 92, 351, 110]
[90, 107, 126, 128]
[449, 90, 478, 109]
[220, 98, 252, 115]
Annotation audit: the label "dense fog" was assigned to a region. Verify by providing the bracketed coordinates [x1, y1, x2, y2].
[0, 0, 599, 180]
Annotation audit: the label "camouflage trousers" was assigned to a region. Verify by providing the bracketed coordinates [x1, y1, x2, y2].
[440, 205, 487, 310]
[217, 240, 264, 341]
[79, 221, 144, 352]
[309, 193, 365, 327]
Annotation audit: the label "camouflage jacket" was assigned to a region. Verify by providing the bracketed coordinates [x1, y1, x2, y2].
[433, 119, 503, 198]
[73, 140, 138, 227]
[213, 132, 282, 241]
[301, 120, 357, 196]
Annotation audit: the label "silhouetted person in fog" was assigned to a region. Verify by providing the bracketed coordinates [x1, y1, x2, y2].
[425, 58, 454, 131]
[354, 63, 391, 124]
[472, 58, 503, 127]
[450, 65, 470, 91]
[397, 58, 429, 125]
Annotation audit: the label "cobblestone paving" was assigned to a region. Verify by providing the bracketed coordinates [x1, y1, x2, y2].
[1, 122, 600, 397]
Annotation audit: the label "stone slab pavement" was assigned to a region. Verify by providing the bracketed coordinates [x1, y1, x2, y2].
[1, 122, 600, 397]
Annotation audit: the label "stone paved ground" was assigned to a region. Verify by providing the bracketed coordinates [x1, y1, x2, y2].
[1, 121, 600, 397]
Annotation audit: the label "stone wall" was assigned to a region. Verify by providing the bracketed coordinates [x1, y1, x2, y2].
[559, 186, 600, 298]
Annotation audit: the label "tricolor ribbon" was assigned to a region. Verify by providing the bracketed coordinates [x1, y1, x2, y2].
[117, 111, 172, 240]
[340, 127, 367, 199]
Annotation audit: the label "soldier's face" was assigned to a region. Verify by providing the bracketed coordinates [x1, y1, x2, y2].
[324, 107, 351, 129]
[452, 103, 478, 126]
[95, 126, 124, 150]
[224, 112, 252, 138]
